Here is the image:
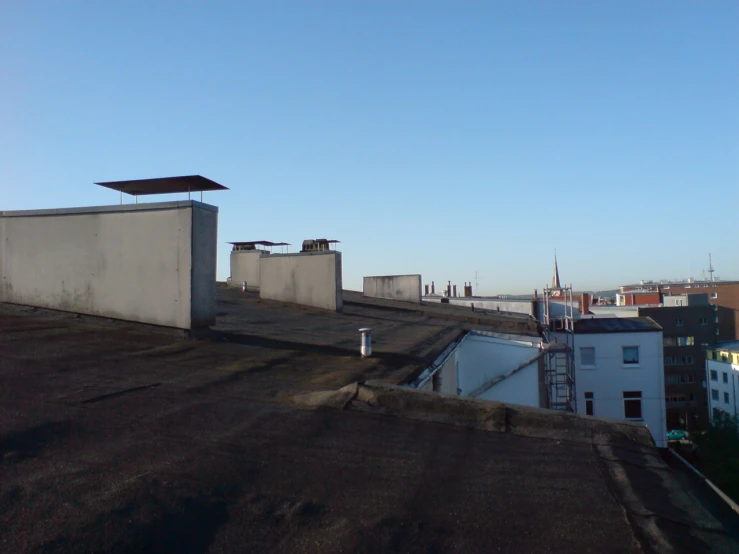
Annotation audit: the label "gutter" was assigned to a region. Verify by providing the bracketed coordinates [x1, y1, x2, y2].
[467, 351, 546, 399]
[411, 332, 467, 390]
[668, 449, 739, 517]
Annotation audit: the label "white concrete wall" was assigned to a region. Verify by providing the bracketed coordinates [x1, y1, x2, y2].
[456, 333, 543, 407]
[575, 331, 666, 447]
[259, 251, 343, 311]
[706, 360, 739, 423]
[363, 274, 421, 303]
[423, 297, 537, 317]
[588, 306, 640, 318]
[476, 362, 541, 407]
[230, 250, 266, 291]
[0, 201, 218, 329]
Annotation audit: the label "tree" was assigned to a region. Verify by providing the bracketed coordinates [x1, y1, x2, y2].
[694, 413, 739, 503]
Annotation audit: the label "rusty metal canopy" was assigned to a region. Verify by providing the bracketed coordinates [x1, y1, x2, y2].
[94, 175, 228, 196]
[228, 241, 291, 247]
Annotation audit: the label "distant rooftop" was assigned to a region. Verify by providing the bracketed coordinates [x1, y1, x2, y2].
[574, 317, 662, 334]
[95, 175, 228, 196]
[623, 279, 739, 287]
[711, 340, 739, 353]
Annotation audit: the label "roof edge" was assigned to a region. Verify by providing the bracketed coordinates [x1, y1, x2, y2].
[293, 381, 656, 447]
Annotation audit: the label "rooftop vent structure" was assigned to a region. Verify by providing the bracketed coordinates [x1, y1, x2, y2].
[95, 175, 229, 204]
[301, 239, 340, 253]
[228, 241, 291, 253]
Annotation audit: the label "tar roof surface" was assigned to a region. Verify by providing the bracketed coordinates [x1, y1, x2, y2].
[575, 316, 663, 334]
[1, 290, 738, 553]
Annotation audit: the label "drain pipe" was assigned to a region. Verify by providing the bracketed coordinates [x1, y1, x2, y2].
[359, 328, 372, 358]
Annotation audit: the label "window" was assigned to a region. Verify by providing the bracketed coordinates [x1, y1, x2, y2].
[623, 391, 643, 419]
[710, 370, 718, 381]
[676, 336, 695, 347]
[724, 392, 730, 404]
[711, 293, 718, 299]
[723, 372, 729, 384]
[623, 346, 639, 365]
[664, 355, 695, 366]
[585, 392, 594, 416]
[663, 337, 677, 347]
[665, 373, 696, 385]
[675, 317, 683, 327]
[689, 393, 695, 401]
[711, 389, 719, 401]
[580, 347, 596, 367]
[699, 317, 707, 326]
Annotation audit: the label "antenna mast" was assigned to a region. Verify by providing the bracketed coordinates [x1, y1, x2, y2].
[708, 253, 715, 283]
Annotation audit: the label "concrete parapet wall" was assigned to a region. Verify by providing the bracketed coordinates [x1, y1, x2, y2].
[0, 201, 218, 329]
[363, 274, 422, 303]
[259, 251, 342, 311]
[230, 250, 266, 291]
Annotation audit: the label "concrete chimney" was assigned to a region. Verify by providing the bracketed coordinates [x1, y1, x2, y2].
[453, 285, 457, 297]
[425, 284, 430, 296]
[431, 281, 435, 294]
[447, 281, 452, 297]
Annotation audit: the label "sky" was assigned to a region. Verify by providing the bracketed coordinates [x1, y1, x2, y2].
[2, 1, 737, 295]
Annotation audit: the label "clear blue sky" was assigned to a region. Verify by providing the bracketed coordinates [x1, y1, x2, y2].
[2, 1, 737, 294]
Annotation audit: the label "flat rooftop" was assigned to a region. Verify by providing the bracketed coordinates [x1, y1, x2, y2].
[712, 340, 739, 353]
[1, 287, 737, 552]
[575, 317, 663, 334]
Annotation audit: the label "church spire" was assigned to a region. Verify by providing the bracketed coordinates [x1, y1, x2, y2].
[552, 253, 561, 289]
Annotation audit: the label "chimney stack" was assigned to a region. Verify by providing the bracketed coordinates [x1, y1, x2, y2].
[580, 293, 591, 315]
[447, 281, 452, 297]
[453, 284, 457, 297]
[431, 281, 435, 294]
[425, 284, 430, 296]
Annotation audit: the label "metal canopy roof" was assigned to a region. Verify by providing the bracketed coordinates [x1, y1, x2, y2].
[228, 241, 291, 247]
[94, 175, 228, 196]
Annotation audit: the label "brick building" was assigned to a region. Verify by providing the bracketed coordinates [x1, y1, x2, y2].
[638, 297, 734, 431]
[620, 280, 739, 340]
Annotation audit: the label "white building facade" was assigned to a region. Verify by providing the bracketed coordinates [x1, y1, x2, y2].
[411, 331, 545, 408]
[573, 319, 667, 448]
[705, 341, 739, 424]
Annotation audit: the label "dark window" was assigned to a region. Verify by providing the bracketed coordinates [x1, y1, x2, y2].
[432, 371, 441, 392]
[585, 392, 594, 416]
[711, 389, 719, 401]
[676, 317, 683, 327]
[723, 372, 729, 384]
[699, 317, 707, 326]
[623, 391, 643, 419]
[623, 346, 639, 365]
[710, 370, 718, 381]
[724, 392, 730, 404]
